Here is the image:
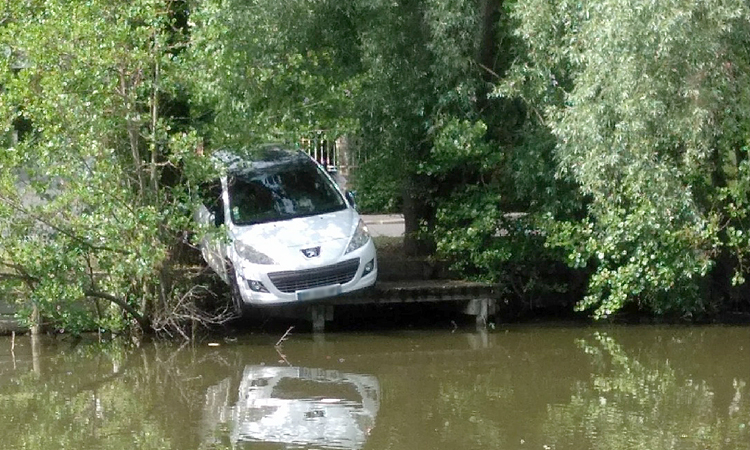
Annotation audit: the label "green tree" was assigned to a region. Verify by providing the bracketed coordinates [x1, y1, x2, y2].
[187, 0, 361, 148]
[355, 0, 585, 309]
[501, 0, 750, 317]
[0, 0, 224, 336]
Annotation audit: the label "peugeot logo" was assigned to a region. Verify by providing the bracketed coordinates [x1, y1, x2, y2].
[301, 246, 321, 258]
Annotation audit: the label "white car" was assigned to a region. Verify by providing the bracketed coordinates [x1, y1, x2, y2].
[196, 145, 377, 314]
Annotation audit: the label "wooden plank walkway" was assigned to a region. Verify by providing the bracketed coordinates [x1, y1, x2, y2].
[302, 280, 499, 332]
[342, 280, 497, 304]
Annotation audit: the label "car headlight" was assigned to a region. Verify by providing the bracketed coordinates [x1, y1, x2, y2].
[346, 219, 371, 254]
[234, 241, 275, 265]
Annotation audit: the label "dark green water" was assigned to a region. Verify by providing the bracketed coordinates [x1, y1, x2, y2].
[1, 325, 748, 450]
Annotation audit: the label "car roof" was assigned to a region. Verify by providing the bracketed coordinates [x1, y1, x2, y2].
[212, 144, 313, 177]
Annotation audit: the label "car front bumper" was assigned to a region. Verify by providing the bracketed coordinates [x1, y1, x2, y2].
[232, 240, 377, 305]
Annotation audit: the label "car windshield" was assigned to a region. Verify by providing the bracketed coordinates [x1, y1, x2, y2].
[228, 162, 346, 225]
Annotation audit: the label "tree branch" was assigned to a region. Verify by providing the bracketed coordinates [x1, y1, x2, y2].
[0, 261, 39, 288]
[85, 290, 150, 331]
[0, 272, 33, 282]
[477, 61, 501, 81]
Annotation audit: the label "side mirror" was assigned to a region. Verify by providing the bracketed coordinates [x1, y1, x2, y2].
[346, 190, 357, 209]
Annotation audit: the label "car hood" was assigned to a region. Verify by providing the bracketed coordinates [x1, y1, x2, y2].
[230, 208, 358, 267]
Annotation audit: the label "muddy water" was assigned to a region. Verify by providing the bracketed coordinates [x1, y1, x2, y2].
[0, 325, 748, 450]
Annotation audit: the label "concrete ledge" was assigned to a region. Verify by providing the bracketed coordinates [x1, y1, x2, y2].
[300, 280, 498, 332]
[0, 315, 25, 335]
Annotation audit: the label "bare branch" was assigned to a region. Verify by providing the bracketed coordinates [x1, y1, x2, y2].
[477, 61, 501, 80]
[275, 326, 294, 347]
[0, 271, 36, 283]
[149, 283, 236, 339]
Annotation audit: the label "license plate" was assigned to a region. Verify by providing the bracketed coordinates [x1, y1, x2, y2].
[296, 284, 342, 301]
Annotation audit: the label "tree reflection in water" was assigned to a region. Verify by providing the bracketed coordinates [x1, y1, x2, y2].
[543, 331, 750, 450]
[0, 339, 172, 450]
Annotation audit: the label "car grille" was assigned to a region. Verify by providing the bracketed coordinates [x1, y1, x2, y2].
[268, 258, 360, 293]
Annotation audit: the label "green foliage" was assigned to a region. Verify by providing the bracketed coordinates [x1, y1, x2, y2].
[345, 0, 448, 217]
[188, 0, 360, 147]
[501, 0, 750, 317]
[351, 153, 403, 213]
[720, 144, 750, 285]
[0, 0, 215, 335]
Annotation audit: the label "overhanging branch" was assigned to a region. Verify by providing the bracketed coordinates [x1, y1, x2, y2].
[85, 290, 150, 330]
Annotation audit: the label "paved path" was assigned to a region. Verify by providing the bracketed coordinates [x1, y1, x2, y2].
[362, 214, 404, 237]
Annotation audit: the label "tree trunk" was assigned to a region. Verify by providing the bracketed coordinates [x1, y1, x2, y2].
[149, 54, 160, 196]
[402, 170, 434, 256]
[477, 0, 501, 83]
[707, 146, 731, 309]
[402, 175, 420, 256]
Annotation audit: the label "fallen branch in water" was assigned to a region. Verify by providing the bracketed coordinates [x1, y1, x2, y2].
[275, 346, 292, 367]
[275, 326, 294, 347]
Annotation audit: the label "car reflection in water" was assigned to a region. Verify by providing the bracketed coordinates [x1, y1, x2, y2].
[202, 366, 380, 450]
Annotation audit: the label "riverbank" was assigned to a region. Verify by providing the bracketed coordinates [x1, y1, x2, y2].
[2, 227, 748, 335]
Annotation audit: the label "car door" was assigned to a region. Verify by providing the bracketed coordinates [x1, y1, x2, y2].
[197, 178, 230, 283]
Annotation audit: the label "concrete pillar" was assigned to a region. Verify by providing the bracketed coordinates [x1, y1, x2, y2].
[464, 298, 496, 329]
[311, 304, 333, 333]
[475, 298, 489, 328]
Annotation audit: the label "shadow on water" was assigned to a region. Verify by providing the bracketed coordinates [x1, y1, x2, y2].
[0, 324, 748, 450]
[225, 300, 589, 335]
[229, 302, 487, 334]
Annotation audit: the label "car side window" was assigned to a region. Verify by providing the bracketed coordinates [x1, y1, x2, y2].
[199, 180, 224, 226]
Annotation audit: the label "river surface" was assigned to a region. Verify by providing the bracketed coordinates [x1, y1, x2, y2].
[0, 324, 748, 450]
